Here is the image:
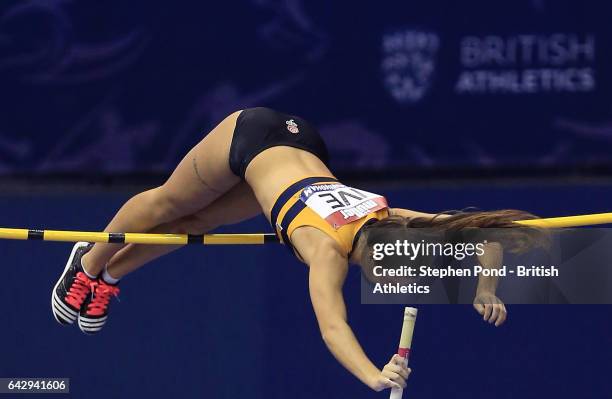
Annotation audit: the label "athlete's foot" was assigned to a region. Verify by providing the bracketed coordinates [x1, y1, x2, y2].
[51, 242, 96, 325]
[78, 279, 120, 335]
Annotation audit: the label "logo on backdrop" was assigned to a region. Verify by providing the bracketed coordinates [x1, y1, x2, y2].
[456, 34, 596, 94]
[381, 29, 440, 104]
[286, 119, 299, 134]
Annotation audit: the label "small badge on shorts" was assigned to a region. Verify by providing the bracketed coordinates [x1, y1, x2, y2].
[286, 119, 299, 134]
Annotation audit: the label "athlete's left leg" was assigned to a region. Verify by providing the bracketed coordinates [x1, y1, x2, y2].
[80, 111, 242, 277]
[104, 182, 262, 279]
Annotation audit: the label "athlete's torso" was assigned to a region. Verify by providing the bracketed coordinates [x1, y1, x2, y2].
[245, 149, 389, 259]
[245, 146, 335, 221]
[274, 178, 389, 258]
[234, 106, 389, 259]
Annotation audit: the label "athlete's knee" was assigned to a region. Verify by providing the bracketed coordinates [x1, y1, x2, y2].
[142, 187, 187, 223]
[172, 215, 218, 235]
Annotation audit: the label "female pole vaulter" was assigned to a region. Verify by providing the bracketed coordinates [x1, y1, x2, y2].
[51, 107, 539, 392]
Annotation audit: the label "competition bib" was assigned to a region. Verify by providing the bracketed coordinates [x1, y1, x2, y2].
[299, 183, 388, 229]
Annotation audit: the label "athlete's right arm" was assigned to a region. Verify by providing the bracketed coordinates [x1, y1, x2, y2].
[305, 242, 409, 391]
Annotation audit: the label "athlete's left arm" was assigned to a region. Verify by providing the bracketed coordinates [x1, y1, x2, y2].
[304, 242, 408, 391]
[473, 242, 507, 326]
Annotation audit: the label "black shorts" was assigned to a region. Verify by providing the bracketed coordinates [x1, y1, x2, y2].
[228, 107, 330, 179]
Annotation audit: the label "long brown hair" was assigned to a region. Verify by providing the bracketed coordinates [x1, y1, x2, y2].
[360, 209, 549, 256]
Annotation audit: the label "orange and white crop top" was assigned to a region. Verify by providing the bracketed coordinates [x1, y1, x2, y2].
[270, 176, 390, 257]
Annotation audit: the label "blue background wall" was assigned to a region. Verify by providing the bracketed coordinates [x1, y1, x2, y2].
[1, 182, 610, 398]
[1, 0, 611, 397]
[1, 0, 612, 174]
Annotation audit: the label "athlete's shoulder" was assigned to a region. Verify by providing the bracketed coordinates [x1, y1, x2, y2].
[291, 226, 346, 265]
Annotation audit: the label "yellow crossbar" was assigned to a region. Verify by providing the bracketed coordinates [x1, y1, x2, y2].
[513, 212, 612, 228]
[0, 228, 278, 245]
[0, 212, 609, 245]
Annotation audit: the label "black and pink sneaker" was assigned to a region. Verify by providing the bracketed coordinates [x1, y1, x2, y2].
[51, 242, 96, 325]
[78, 279, 120, 334]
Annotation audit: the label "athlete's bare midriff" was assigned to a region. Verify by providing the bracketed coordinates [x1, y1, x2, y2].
[244, 146, 335, 222]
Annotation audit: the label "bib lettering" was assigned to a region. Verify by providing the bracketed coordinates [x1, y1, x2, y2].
[300, 183, 388, 229]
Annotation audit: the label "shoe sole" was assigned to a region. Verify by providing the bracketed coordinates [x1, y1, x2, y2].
[78, 315, 108, 335]
[51, 242, 90, 325]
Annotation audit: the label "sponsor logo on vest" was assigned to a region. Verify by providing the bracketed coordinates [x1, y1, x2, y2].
[302, 183, 344, 197]
[340, 200, 379, 219]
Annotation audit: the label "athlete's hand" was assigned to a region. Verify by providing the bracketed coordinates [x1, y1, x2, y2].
[368, 354, 411, 392]
[473, 291, 507, 326]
